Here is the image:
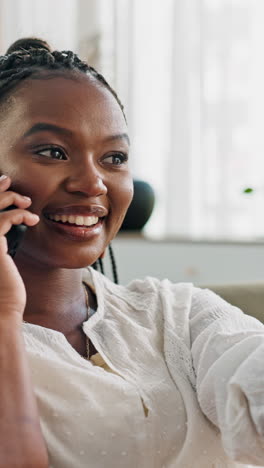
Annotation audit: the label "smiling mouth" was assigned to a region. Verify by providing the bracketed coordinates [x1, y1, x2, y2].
[45, 213, 101, 227]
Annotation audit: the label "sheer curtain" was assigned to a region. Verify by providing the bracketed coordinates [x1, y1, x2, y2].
[110, 0, 264, 240]
[0, 0, 78, 52]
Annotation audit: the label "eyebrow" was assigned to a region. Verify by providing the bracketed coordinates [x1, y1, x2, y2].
[22, 122, 73, 139]
[104, 133, 130, 146]
[22, 123, 130, 146]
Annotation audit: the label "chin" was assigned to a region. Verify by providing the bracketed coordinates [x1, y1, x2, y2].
[17, 240, 105, 270]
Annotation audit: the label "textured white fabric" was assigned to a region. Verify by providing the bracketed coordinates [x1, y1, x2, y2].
[22, 268, 264, 468]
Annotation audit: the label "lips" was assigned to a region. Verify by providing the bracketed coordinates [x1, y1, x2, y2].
[42, 204, 107, 240]
[47, 213, 99, 227]
[44, 215, 104, 241]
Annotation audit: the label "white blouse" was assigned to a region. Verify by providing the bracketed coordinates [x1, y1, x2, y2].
[22, 268, 264, 468]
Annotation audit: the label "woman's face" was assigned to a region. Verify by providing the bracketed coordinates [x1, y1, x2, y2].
[0, 74, 133, 268]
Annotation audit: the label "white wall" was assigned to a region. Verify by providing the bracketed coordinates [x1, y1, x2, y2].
[103, 235, 264, 286]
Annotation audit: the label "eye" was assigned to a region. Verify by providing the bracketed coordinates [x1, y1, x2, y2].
[36, 146, 67, 160]
[103, 153, 128, 166]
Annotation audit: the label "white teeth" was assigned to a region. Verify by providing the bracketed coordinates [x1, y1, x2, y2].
[75, 216, 84, 225]
[48, 214, 99, 226]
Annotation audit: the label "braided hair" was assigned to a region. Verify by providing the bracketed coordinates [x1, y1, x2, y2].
[0, 37, 120, 283]
[0, 37, 125, 120]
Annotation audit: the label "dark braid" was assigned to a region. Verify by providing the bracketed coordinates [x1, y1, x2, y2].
[98, 258, 105, 276]
[109, 244, 119, 284]
[6, 37, 50, 54]
[92, 245, 118, 284]
[0, 37, 125, 118]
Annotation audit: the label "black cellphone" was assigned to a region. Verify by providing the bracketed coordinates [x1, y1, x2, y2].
[0, 205, 27, 258]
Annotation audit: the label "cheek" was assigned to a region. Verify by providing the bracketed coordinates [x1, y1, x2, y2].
[6, 168, 52, 212]
[117, 176, 134, 208]
[5, 171, 39, 199]
[110, 176, 134, 225]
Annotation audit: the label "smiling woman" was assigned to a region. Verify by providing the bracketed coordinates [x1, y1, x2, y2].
[0, 37, 263, 468]
[0, 55, 132, 269]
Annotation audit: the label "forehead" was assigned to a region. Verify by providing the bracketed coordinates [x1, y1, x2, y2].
[3, 74, 126, 139]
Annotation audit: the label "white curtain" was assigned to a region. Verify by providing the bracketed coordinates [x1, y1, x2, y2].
[0, 0, 78, 53]
[109, 0, 264, 240]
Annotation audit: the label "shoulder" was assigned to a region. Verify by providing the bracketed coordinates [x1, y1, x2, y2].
[85, 267, 194, 305]
[84, 268, 197, 328]
[83, 266, 257, 328]
[190, 285, 264, 332]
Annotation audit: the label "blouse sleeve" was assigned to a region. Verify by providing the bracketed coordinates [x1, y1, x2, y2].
[190, 287, 264, 465]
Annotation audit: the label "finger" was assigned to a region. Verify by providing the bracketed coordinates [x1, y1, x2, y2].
[0, 175, 11, 191]
[0, 235, 8, 256]
[0, 210, 39, 237]
[0, 191, 32, 211]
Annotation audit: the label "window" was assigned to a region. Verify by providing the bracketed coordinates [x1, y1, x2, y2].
[105, 0, 264, 240]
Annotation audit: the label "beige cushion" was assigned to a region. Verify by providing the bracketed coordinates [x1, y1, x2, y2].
[201, 283, 264, 323]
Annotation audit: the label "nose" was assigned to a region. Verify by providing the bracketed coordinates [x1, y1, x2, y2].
[64, 162, 107, 197]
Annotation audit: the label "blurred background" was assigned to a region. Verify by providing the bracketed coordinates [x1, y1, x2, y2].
[1, 0, 264, 284]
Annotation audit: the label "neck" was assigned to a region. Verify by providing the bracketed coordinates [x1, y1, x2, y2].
[14, 252, 93, 334]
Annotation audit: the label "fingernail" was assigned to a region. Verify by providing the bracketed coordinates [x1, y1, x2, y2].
[23, 196, 31, 201]
[0, 175, 8, 181]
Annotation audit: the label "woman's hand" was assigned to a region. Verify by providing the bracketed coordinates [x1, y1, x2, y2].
[0, 177, 48, 467]
[0, 175, 39, 319]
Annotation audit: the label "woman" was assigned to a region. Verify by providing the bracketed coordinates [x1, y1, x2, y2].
[0, 38, 263, 468]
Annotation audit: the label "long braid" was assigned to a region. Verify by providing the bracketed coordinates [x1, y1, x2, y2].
[109, 244, 119, 284]
[98, 258, 105, 275]
[92, 245, 118, 284]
